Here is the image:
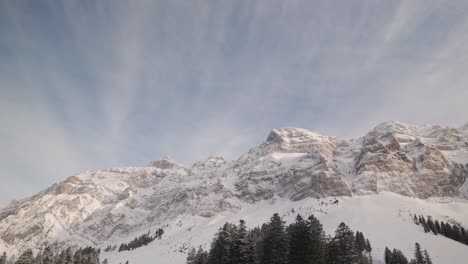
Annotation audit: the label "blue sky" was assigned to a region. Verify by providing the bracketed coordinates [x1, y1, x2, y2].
[1, 0, 468, 203]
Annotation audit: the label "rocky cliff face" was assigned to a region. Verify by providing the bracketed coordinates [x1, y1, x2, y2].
[0, 121, 467, 253]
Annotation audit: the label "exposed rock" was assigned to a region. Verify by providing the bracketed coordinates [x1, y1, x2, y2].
[0, 121, 468, 254]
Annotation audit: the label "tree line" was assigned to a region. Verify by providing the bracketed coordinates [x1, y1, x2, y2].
[384, 242, 432, 264]
[0, 245, 100, 264]
[186, 213, 373, 264]
[118, 227, 164, 252]
[413, 214, 468, 245]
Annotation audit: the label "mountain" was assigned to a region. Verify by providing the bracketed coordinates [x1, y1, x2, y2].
[1, 121, 468, 263]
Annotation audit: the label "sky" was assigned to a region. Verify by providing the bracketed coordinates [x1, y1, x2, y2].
[1, 0, 468, 203]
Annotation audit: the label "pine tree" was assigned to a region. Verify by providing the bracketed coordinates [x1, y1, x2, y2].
[434, 220, 442, 234]
[355, 231, 371, 264]
[385, 247, 392, 264]
[187, 248, 197, 264]
[365, 239, 373, 264]
[413, 243, 424, 264]
[232, 220, 255, 264]
[413, 215, 418, 225]
[445, 223, 453, 238]
[355, 232, 366, 252]
[328, 223, 360, 264]
[261, 213, 287, 264]
[391, 249, 408, 264]
[287, 214, 310, 264]
[426, 217, 437, 235]
[15, 249, 34, 264]
[251, 225, 267, 264]
[423, 250, 432, 264]
[452, 225, 462, 242]
[207, 223, 235, 264]
[102, 260, 109, 264]
[460, 227, 467, 245]
[307, 214, 326, 264]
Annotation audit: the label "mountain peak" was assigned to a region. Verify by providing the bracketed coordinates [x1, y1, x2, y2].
[266, 127, 324, 144]
[148, 156, 183, 169]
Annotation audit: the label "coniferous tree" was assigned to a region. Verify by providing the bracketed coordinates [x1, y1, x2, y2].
[413, 243, 424, 264]
[355, 232, 366, 252]
[207, 223, 235, 264]
[307, 214, 326, 264]
[327, 223, 360, 264]
[452, 225, 462, 242]
[440, 222, 447, 237]
[434, 220, 442, 235]
[385, 247, 392, 264]
[365, 239, 373, 264]
[197, 247, 209, 264]
[251, 225, 267, 263]
[261, 213, 287, 264]
[187, 247, 208, 264]
[426, 217, 436, 235]
[445, 222, 453, 238]
[287, 214, 310, 264]
[391, 249, 408, 264]
[232, 220, 255, 264]
[187, 248, 197, 264]
[413, 215, 418, 225]
[423, 250, 432, 264]
[15, 249, 34, 264]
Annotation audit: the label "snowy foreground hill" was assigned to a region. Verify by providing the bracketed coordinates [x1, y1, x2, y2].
[1, 121, 468, 263]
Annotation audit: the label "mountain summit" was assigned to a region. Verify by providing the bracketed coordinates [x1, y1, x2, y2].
[0, 121, 467, 263]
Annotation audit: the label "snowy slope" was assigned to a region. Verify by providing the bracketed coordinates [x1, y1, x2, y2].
[0, 121, 467, 263]
[101, 193, 468, 264]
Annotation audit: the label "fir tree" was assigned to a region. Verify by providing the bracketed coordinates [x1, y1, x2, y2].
[207, 223, 235, 264]
[287, 214, 310, 264]
[391, 249, 408, 264]
[423, 250, 432, 264]
[385, 247, 392, 264]
[452, 225, 462, 242]
[261, 213, 287, 264]
[434, 220, 442, 235]
[187, 248, 197, 264]
[307, 214, 326, 264]
[426, 217, 437, 235]
[413, 243, 424, 264]
[328, 223, 360, 264]
[232, 220, 255, 264]
[365, 239, 373, 264]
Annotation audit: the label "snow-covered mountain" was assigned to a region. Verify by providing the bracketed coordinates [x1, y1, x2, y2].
[1, 121, 468, 263]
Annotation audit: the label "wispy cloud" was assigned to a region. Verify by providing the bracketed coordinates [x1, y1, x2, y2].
[1, 0, 468, 202]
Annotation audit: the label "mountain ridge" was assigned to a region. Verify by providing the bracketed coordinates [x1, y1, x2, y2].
[0, 121, 467, 260]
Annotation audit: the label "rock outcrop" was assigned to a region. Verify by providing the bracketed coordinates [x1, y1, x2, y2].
[0, 121, 467, 253]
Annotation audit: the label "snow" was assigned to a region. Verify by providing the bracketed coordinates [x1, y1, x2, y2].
[2, 121, 468, 263]
[102, 193, 468, 264]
